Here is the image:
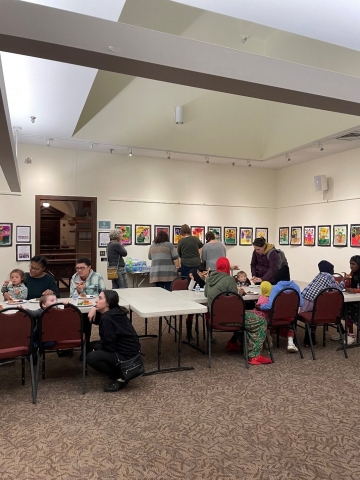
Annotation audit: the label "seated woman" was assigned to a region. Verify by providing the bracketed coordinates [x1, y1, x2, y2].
[257, 265, 303, 353]
[87, 290, 141, 392]
[2, 255, 59, 301]
[300, 260, 344, 346]
[204, 257, 271, 365]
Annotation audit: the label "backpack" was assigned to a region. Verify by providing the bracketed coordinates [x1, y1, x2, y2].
[266, 248, 288, 270]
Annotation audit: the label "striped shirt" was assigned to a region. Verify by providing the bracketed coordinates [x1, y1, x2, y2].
[148, 241, 178, 283]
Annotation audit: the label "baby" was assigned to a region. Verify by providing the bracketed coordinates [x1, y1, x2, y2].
[254, 281, 272, 320]
[235, 271, 251, 287]
[1, 269, 28, 300]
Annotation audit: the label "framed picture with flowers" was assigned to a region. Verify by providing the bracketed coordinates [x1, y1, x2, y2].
[191, 226, 205, 244]
[173, 226, 183, 245]
[239, 227, 253, 246]
[350, 225, 360, 247]
[114, 224, 132, 245]
[255, 228, 268, 242]
[333, 225, 347, 247]
[303, 226, 315, 246]
[290, 226, 302, 246]
[135, 225, 151, 245]
[279, 227, 289, 246]
[224, 227, 237, 245]
[207, 226, 221, 242]
[154, 225, 170, 239]
[317, 225, 331, 246]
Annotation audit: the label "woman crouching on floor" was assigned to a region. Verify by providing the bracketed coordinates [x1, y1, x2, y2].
[87, 290, 141, 392]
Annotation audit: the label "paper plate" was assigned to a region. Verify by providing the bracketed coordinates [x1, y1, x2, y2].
[78, 295, 96, 299]
[6, 299, 26, 304]
[77, 301, 94, 306]
[28, 298, 40, 303]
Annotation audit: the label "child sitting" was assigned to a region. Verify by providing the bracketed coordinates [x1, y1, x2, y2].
[235, 271, 251, 287]
[254, 281, 272, 319]
[2, 269, 28, 300]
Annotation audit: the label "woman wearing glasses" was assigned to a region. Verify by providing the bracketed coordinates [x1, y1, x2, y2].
[70, 257, 106, 297]
[2, 255, 59, 301]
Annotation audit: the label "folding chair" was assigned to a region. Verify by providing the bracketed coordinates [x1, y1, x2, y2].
[0, 307, 36, 403]
[297, 288, 345, 360]
[36, 303, 86, 396]
[208, 292, 247, 368]
[167, 276, 190, 341]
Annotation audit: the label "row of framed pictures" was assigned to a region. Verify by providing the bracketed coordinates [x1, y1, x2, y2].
[0, 224, 31, 247]
[279, 225, 360, 247]
[103, 224, 269, 247]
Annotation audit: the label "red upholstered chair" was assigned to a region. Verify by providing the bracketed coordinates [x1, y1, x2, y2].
[297, 288, 345, 360]
[36, 303, 86, 395]
[167, 276, 190, 341]
[0, 307, 36, 403]
[208, 292, 247, 368]
[267, 289, 303, 361]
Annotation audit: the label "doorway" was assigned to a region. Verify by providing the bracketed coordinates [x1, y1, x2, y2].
[35, 195, 97, 292]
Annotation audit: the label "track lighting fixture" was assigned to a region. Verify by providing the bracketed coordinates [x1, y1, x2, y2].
[318, 143, 324, 152]
[247, 160, 252, 167]
[89, 143, 94, 149]
[46, 138, 51, 147]
[205, 155, 209, 164]
[30, 116, 36, 123]
[175, 106, 183, 124]
[128, 148, 132, 157]
[286, 153, 291, 162]
[232, 162, 235, 167]
[167, 152, 171, 160]
[110, 148, 114, 154]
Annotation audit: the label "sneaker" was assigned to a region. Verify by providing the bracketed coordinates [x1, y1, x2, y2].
[257, 355, 272, 364]
[287, 343, 298, 353]
[248, 357, 262, 365]
[104, 380, 127, 392]
[0, 359, 15, 366]
[226, 340, 241, 352]
[331, 333, 341, 341]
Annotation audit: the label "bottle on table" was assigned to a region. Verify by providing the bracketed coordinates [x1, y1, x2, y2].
[195, 284, 200, 292]
[73, 291, 79, 304]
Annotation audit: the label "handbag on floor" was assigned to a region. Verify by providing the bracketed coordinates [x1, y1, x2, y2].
[117, 352, 145, 381]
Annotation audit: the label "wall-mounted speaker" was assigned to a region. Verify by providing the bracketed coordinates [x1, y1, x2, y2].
[314, 175, 328, 192]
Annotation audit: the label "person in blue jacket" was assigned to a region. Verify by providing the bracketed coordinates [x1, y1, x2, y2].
[257, 265, 303, 353]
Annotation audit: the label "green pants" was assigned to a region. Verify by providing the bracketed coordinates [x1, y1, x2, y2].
[244, 312, 267, 358]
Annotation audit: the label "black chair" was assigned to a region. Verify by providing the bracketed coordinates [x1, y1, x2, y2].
[297, 288, 345, 360]
[267, 288, 303, 361]
[208, 292, 247, 368]
[0, 307, 36, 403]
[36, 303, 86, 396]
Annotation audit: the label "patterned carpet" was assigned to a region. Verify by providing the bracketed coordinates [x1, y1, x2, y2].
[1, 315, 360, 480]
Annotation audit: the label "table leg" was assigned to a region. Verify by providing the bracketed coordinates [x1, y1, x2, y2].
[182, 313, 207, 355]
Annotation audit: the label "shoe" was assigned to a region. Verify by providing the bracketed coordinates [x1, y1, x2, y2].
[331, 333, 341, 341]
[303, 341, 318, 347]
[257, 355, 272, 364]
[0, 359, 15, 366]
[104, 380, 127, 392]
[248, 357, 262, 365]
[347, 334, 356, 345]
[287, 343, 298, 353]
[57, 350, 73, 358]
[226, 340, 241, 352]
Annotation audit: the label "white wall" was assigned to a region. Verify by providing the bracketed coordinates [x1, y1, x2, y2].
[0, 144, 277, 287]
[276, 147, 360, 281]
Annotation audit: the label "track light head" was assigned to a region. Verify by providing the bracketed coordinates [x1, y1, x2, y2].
[232, 162, 235, 167]
[110, 148, 114, 154]
[318, 142, 324, 152]
[89, 143, 94, 149]
[205, 155, 209, 164]
[167, 152, 171, 160]
[30, 116, 36, 123]
[128, 148, 132, 157]
[247, 160, 252, 167]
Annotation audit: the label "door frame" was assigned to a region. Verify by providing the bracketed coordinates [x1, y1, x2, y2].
[35, 195, 97, 271]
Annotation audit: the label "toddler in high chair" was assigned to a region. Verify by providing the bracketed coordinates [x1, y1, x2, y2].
[235, 271, 251, 287]
[1, 269, 28, 300]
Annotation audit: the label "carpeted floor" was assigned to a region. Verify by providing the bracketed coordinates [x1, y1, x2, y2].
[1, 315, 360, 480]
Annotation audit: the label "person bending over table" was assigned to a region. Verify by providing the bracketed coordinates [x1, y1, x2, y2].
[177, 224, 203, 279]
[87, 290, 141, 392]
[2, 255, 59, 302]
[256, 265, 302, 353]
[203, 257, 271, 365]
[250, 237, 278, 284]
[70, 257, 106, 349]
[300, 260, 344, 346]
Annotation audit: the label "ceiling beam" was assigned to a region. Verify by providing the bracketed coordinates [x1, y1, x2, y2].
[1, 0, 360, 118]
[0, 55, 20, 192]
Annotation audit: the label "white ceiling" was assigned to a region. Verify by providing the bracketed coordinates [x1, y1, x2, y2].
[2, 0, 360, 174]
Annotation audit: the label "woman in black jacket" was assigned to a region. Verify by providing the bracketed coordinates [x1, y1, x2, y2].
[87, 290, 141, 392]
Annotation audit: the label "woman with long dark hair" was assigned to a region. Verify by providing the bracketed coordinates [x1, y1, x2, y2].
[148, 230, 179, 291]
[87, 290, 141, 392]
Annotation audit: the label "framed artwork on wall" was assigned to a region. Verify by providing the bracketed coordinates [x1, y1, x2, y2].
[207, 226, 221, 242]
[239, 227, 253, 246]
[16, 244, 32, 261]
[0, 223, 13, 247]
[224, 227, 237, 245]
[318, 225, 331, 246]
[304, 226, 316, 246]
[191, 226, 205, 244]
[98, 220, 111, 230]
[114, 224, 132, 245]
[154, 225, 170, 239]
[98, 231, 110, 248]
[255, 228, 268, 242]
[290, 226, 302, 245]
[333, 225, 347, 247]
[350, 225, 360, 247]
[173, 226, 183, 245]
[16, 226, 31, 243]
[279, 227, 289, 246]
[135, 225, 151, 245]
